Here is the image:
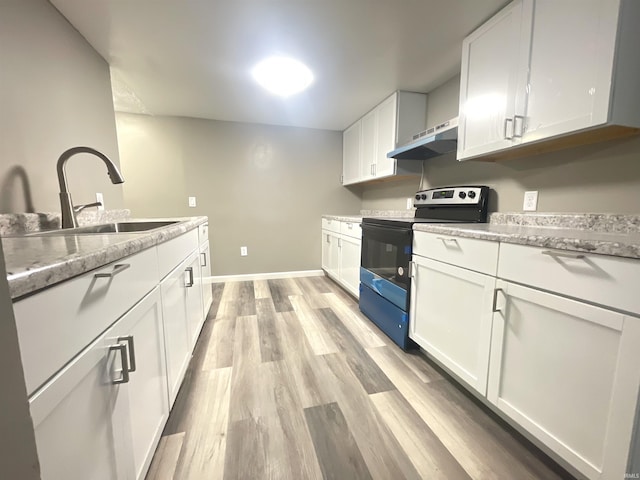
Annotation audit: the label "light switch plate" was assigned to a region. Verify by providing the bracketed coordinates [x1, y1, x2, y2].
[188, 196, 197, 207]
[406, 197, 413, 209]
[523, 191, 538, 211]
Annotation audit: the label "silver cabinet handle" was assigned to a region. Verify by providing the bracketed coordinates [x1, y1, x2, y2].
[504, 117, 514, 140]
[542, 250, 585, 260]
[201, 252, 207, 267]
[513, 115, 525, 138]
[185, 266, 194, 287]
[492, 288, 504, 313]
[338, 238, 342, 248]
[436, 236, 458, 245]
[109, 343, 129, 384]
[95, 263, 130, 278]
[326, 234, 330, 243]
[118, 335, 136, 373]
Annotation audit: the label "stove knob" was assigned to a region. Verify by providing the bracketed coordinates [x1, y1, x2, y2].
[468, 190, 476, 199]
[458, 191, 466, 199]
[415, 194, 420, 200]
[420, 194, 427, 200]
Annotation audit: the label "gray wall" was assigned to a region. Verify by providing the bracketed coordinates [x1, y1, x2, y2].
[116, 113, 361, 276]
[362, 76, 640, 213]
[0, 0, 123, 214]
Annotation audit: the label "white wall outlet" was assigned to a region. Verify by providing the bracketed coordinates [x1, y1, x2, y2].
[523, 191, 538, 211]
[95, 192, 104, 211]
[406, 197, 413, 209]
[240, 246, 248, 256]
[188, 196, 197, 207]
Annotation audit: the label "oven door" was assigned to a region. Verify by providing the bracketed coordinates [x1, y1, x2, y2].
[360, 223, 412, 310]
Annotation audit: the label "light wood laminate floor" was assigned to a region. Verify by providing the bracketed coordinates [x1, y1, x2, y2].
[146, 275, 575, 480]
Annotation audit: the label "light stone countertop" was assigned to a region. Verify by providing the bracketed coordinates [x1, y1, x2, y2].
[3, 216, 207, 300]
[322, 214, 362, 223]
[413, 221, 640, 260]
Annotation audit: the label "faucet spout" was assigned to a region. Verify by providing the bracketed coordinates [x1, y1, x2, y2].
[56, 146, 125, 228]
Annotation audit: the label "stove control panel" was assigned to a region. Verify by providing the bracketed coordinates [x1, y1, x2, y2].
[414, 186, 487, 206]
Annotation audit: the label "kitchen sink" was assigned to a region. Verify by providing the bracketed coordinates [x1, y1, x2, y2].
[27, 220, 180, 236]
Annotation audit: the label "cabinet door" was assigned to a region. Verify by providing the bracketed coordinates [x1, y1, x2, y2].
[321, 229, 331, 271]
[200, 240, 213, 319]
[409, 256, 495, 395]
[374, 93, 398, 177]
[339, 235, 361, 298]
[522, 0, 618, 143]
[457, 0, 532, 160]
[360, 109, 377, 180]
[186, 251, 205, 349]
[489, 280, 640, 480]
[342, 121, 362, 184]
[29, 321, 133, 480]
[114, 288, 169, 480]
[160, 260, 192, 408]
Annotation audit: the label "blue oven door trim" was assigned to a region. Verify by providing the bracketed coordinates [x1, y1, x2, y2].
[359, 283, 415, 351]
[359, 267, 406, 311]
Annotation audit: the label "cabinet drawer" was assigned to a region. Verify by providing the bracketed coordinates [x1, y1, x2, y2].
[321, 218, 341, 233]
[157, 228, 199, 280]
[14, 246, 159, 395]
[413, 231, 499, 275]
[340, 220, 362, 239]
[198, 222, 209, 246]
[498, 243, 640, 314]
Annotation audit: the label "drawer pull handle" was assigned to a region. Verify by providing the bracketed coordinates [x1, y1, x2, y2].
[118, 335, 136, 373]
[541, 250, 585, 260]
[185, 267, 194, 287]
[201, 252, 207, 267]
[109, 344, 130, 384]
[95, 263, 131, 278]
[436, 237, 458, 245]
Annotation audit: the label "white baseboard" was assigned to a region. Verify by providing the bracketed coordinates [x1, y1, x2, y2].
[205, 269, 325, 284]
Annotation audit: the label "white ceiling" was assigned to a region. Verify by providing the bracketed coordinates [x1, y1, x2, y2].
[50, 0, 508, 131]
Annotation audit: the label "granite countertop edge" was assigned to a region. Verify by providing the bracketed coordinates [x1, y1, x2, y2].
[412, 223, 640, 260]
[5, 216, 208, 300]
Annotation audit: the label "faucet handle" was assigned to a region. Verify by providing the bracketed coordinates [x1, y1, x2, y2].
[73, 201, 103, 214]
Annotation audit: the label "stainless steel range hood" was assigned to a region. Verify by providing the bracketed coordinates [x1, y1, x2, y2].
[388, 117, 458, 160]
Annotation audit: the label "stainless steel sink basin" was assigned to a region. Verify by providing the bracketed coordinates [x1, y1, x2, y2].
[27, 220, 179, 236]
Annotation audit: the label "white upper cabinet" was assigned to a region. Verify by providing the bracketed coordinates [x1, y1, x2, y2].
[458, 0, 640, 161]
[457, 1, 531, 160]
[342, 121, 362, 185]
[342, 91, 426, 185]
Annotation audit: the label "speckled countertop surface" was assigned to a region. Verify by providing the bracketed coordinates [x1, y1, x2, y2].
[322, 214, 362, 222]
[3, 216, 207, 300]
[413, 213, 640, 260]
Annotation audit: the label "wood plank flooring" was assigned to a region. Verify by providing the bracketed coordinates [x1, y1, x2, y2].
[147, 275, 575, 480]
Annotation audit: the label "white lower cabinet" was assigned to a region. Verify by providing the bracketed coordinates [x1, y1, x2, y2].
[29, 287, 168, 480]
[409, 256, 495, 395]
[321, 218, 362, 297]
[200, 240, 213, 319]
[339, 234, 361, 297]
[185, 251, 204, 349]
[488, 280, 640, 480]
[160, 253, 196, 408]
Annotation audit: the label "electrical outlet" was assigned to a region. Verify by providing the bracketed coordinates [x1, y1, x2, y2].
[240, 246, 248, 256]
[523, 191, 538, 211]
[188, 196, 197, 207]
[406, 197, 413, 209]
[95, 192, 104, 211]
